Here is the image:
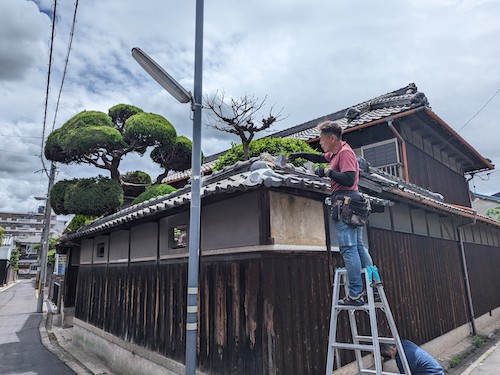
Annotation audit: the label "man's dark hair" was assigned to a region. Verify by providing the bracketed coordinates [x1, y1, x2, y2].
[317, 120, 343, 139]
[380, 343, 396, 360]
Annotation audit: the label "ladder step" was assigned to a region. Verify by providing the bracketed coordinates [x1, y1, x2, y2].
[330, 342, 374, 351]
[326, 267, 412, 375]
[334, 303, 383, 310]
[354, 336, 398, 344]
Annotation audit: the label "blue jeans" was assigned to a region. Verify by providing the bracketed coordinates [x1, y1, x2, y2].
[333, 219, 373, 298]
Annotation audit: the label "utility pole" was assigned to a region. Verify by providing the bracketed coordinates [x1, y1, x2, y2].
[37, 162, 57, 313]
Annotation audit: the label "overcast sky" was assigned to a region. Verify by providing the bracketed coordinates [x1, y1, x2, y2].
[1, 0, 499, 214]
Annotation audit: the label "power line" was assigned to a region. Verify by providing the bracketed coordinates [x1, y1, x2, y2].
[40, 0, 58, 177]
[457, 87, 500, 135]
[58, 164, 77, 179]
[51, 0, 79, 132]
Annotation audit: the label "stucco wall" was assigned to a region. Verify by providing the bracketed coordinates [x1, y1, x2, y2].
[269, 191, 325, 246]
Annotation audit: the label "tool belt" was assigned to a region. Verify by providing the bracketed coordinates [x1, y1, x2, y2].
[327, 193, 371, 227]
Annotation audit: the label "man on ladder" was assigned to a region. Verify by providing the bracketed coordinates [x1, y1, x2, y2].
[289, 120, 372, 306]
[290, 120, 410, 374]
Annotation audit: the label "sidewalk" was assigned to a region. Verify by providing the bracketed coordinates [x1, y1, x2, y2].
[461, 341, 500, 374]
[41, 300, 116, 375]
[438, 320, 500, 374]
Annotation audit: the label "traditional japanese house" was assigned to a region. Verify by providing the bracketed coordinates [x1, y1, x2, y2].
[58, 83, 500, 374]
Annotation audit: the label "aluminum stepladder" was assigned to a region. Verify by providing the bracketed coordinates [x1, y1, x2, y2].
[325, 266, 411, 375]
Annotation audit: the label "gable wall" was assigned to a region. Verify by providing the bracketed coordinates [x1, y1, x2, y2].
[404, 142, 471, 207]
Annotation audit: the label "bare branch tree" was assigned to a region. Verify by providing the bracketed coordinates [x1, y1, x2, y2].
[204, 91, 283, 160]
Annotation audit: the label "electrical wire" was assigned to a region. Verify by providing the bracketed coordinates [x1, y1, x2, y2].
[58, 164, 77, 179]
[50, 0, 79, 133]
[456, 87, 500, 135]
[40, 0, 58, 177]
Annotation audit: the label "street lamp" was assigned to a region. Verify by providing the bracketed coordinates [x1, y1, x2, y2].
[132, 2, 204, 374]
[131, 48, 191, 104]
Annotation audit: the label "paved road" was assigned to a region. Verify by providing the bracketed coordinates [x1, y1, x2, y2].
[466, 342, 500, 375]
[0, 279, 75, 375]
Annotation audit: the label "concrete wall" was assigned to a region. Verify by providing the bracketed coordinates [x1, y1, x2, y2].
[72, 318, 196, 375]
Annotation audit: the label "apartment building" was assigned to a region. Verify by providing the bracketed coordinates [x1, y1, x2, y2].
[0, 211, 67, 276]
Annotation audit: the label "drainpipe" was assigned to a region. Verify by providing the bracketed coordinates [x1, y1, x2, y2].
[386, 117, 410, 182]
[456, 218, 477, 336]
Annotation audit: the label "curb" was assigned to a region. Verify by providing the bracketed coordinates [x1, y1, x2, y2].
[39, 301, 93, 375]
[0, 279, 20, 292]
[460, 342, 499, 375]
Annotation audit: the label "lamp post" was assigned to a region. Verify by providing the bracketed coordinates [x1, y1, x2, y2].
[36, 162, 56, 313]
[132, 1, 204, 373]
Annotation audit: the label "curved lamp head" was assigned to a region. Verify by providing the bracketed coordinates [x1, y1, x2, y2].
[132, 47, 192, 104]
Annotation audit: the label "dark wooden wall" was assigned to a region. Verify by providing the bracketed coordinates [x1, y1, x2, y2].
[368, 228, 469, 344]
[75, 254, 337, 374]
[73, 230, 499, 374]
[405, 143, 471, 207]
[464, 243, 500, 317]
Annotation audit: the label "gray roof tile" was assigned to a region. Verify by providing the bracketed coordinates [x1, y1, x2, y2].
[65, 150, 500, 241]
[162, 83, 423, 185]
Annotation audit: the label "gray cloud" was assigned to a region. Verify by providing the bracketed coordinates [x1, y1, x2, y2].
[0, 0, 49, 81]
[1, 0, 499, 213]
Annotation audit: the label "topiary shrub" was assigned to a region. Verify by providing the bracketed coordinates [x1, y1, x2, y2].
[132, 184, 176, 205]
[64, 176, 124, 216]
[50, 179, 78, 215]
[213, 137, 319, 171]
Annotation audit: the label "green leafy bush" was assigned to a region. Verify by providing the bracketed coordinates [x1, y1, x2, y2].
[50, 179, 78, 215]
[67, 214, 100, 232]
[10, 248, 21, 272]
[486, 207, 500, 221]
[213, 137, 319, 171]
[132, 184, 176, 205]
[64, 176, 124, 216]
[47, 250, 56, 266]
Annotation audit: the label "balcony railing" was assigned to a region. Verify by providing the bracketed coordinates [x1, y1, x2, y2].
[373, 162, 403, 179]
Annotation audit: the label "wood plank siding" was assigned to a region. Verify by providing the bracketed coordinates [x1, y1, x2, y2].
[75, 254, 341, 374]
[405, 143, 471, 207]
[368, 228, 469, 344]
[72, 223, 500, 374]
[464, 243, 500, 317]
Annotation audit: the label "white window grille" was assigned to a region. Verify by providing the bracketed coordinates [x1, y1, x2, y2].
[354, 138, 402, 178]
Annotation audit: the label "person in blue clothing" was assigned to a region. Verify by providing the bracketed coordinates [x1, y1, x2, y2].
[380, 339, 444, 374]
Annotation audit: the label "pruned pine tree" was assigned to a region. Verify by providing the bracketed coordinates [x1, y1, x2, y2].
[44, 104, 177, 182]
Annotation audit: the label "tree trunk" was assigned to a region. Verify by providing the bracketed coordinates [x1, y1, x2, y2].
[242, 140, 250, 160]
[110, 157, 121, 182]
[155, 170, 169, 184]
